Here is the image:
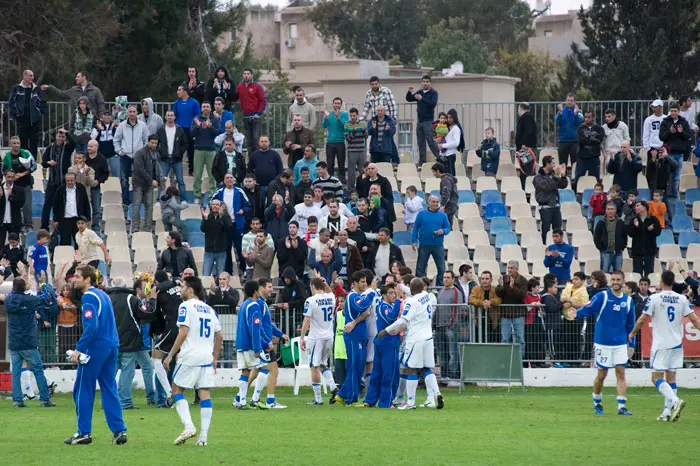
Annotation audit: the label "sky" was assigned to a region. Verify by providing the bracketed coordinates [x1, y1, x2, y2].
[245, 0, 592, 15]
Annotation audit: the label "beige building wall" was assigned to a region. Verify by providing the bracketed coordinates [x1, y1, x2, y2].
[278, 7, 349, 70]
[528, 11, 584, 59]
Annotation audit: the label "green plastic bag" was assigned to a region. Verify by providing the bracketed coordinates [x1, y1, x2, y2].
[280, 341, 299, 367]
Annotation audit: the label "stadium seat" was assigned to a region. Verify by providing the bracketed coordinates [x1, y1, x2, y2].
[188, 232, 205, 247]
[190, 247, 205, 264]
[693, 202, 700, 222]
[602, 174, 613, 191]
[444, 232, 465, 247]
[103, 177, 121, 192]
[467, 230, 490, 249]
[484, 203, 507, 221]
[680, 174, 696, 193]
[672, 200, 687, 217]
[526, 245, 545, 264]
[458, 203, 480, 220]
[686, 244, 700, 264]
[504, 190, 527, 207]
[658, 244, 682, 262]
[455, 176, 471, 191]
[682, 161, 695, 175]
[576, 176, 597, 194]
[524, 176, 536, 195]
[685, 188, 700, 206]
[520, 233, 544, 252]
[581, 188, 594, 209]
[102, 191, 122, 206]
[375, 162, 394, 178]
[577, 246, 598, 263]
[185, 218, 201, 233]
[558, 189, 576, 203]
[673, 215, 694, 233]
[392, 231, 412, 246]
[104, 218, 126, 232]
[458, 190, 475, 203]
[476, 177, 498, 194]
[500, 177, 522, 193]
[571, 230, 594, 247]
[593, 215, 604, 232]
[455, 164, 467, 177]
[515, 217, 538, 235]
[424, 178, 441, 193]
[463, 217, 485, 233]
[392, 191, 402, 203]
[495, 232, 518, 249]
[678, 231, 700, 249]
[637, 188, 650, 201]
[510, 202, 533, 220]
[400, 177, 422, 193]
[489, 217, 512, 234]
[480, 190, 502, 207]
[110, 262, 134, 280]
[476, 260, 501, 276]
[531, 261, 549, 278]
[473, 246, 496, 262]
[396, 164, 418, 179]
[499, 244, 523, 263]
[566, 216, 589, 231]
[53, 246, 75, 264]
[466, 150, 479, 168]
[386, 177, 398, 192]
[135, 260, 157, 273]
[561, 202, 583, 219]
[496, 165, 517, 180]
[131, 232, 154, 250]
[133, 248, 155, 264]
[109, 247, 131, 263]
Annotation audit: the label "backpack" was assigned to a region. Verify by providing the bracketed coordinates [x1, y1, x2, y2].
[515, 147, 537, 175]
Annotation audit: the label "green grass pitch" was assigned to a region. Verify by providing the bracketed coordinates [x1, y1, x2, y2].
[1, 386, 697, 465]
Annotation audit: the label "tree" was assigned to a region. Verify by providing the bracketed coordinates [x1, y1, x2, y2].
[574, 0, 700, 100]
[309, 0, 426, 63]
[549, 55, 593, 101]
[497, 50, 562, 102]
[416, 18, 495, 73]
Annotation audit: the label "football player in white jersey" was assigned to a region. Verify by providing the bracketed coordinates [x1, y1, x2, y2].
[362, 269, 382, 388]
[164, 276, 223, 446]
[629, 270, 700, 421]
[378, 277, 444, 410]
[300, 278, 338, 405]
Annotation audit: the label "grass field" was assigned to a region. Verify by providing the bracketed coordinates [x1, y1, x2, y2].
[1, 386, 697, 465]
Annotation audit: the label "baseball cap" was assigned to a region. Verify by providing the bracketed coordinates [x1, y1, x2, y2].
[651, 99, 663, 108]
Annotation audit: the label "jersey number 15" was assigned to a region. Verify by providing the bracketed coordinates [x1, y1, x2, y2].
[199, 317, 211, 337]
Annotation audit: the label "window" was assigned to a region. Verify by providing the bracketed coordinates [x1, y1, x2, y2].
[544, 30, 553, 37]
[229, 30, 237, 41]
[289, 23, 297, 39]
[398, 122, 413, 149]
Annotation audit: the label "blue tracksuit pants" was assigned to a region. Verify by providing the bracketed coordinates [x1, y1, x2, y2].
[337, 336, 366, 404]
[363, 339, 400, 408]
[73, 347, 126, 435]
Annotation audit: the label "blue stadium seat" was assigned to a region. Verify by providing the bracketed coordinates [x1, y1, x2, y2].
[25, 231, 37, 246]
[480, 190, 502, 206]
[393, 191, 402, 203]
[685, 188, 700, 206]
[484, 203, 507, 221]
[593, 215, 604, 232]
[31, 204, 43, 218]
[581, 189, 594, 209]
[673, 201, 687, 217]
[495, 231, 518, 248]
[32, 191, 44, 205]
[637, 189, 650, 201]
[127, 204, 146, 221]
[458, 190, 475, 203]
[673, 215, 693, 233]
[392, 231, 412, 246]
[490, 216, 512, 234]
[679, 231, 700, 249]
[657, 229, 675, 246]
[181, 190, 195, 203]
[188, 232, 205, 247]
[185, 218, 201, 233]
[559, 189, 576, 203]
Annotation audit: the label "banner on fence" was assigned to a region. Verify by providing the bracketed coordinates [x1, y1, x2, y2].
[641, 306, 700, 358]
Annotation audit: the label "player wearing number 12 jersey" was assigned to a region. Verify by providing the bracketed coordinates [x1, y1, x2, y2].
[300, 278, 338, 405]
[164, 276, 223, 447]
[629, 270, 700, 421]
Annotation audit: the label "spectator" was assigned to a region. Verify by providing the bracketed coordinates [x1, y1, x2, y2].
[2, 136, 35, 232]
[265, 170, 292, 207]
[308, 227, 335, 261]
[293, 145, 319, 185]
[405, 75, 439, 164]
[646, 145, 677, 200]
[41, 130, 76, 229]
[212, 136, 246, 188]
[113, 105, 149, 205]
[627, 200, 661, 277]
[191, 102, 221, 203]
[287, 87, 317, 131]
[539, 274, 562, 366]
[367, 184, 393, 233]
[642, 100, 666, 155]
[555, 93, 584, 169]
[245, 230, 273, 280]
[589, 183, 607, 222]
[659, 101, 692, 198]
[560, 271, 589, 362]
[242, 174, 265, 225]
[649, 190, 667, 229]
[560, 272, 589, 316]
[2, 233, 27, 278]
[432, 162, 458, 227]
[200, 199, 232, 278]
[361, 76, 397, 122]
[544, 229, 574, 281]
[366, 227, 402, 279]
[277, 221, 308, 284]
[523, 277, 543, 363]
[67, 151, 96, 199]
[9, 69, 45, 157]
[206, 66, 237, 109]
[344, 108, 368, 186]
[85, 140, 109, 233]
[438, 109, 464, 176]
[312, 161, 344, 203]
[356, 162, 393, 206]
[533, 155, 568, 244]
[113, 277, 155, 410]
[241, 217, 274, 277]
[157, 231, 197, 278]
[574, 110, 604, 189]
[137, 97, 163, 136]
[91, 111, 119, 176]
[475, 127, 500, 177]
[368, 105, 396, 164]
[265, 193, 295, 246]
[515, 102, 538, 152]
[412, 195, 450, 286]
[28, 229, 50, 280]
[346, 216, 370, 256]
[249, 136, 284, 196]
[403, 185, 423, 232]
[236, 68, 266, 155]
[211, 174, 251, 275]
[276, 265, 307, 323]
[75, 217, 111, 268]
[468, 271, 502, 340]
[458, 264, 477, 299]
[294, 168, 313, 204]
[606, 141, 643, 196]
[173, 85, 201, 176]
[679, 95, 698, 159]
[322, 97, 350, 182]
[333, 229, 363, 285]
[207, 272, 239, 367]
[56, 283, 78, 358]
[594, 202, 627, 273]
[131, 135, 161, 233]
[283, 114, 315, 169]
[436, 270, 463, 380]
[53, 173, 90, 246]
[183, 66, 206, 104]
[291, 190, 323, 236]
[212, 97, 234, 135]
[318, 199, 347, 238]
[214, 120, 245, 153]
[602, 108, 630, 164]
[0, 170, 25, 245]
[495, 260, 528, 360]
[160, 187, 189, 241]
[155, 110, 188, 198]
[42, 70, 105, 115]
[71, 97, 95, 151]
[308, 246, 342, 284]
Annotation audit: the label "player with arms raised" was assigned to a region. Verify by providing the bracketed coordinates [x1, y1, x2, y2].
[568, 270, 635, 415]
[379, 277, 443, 410]
[629, 270, 700, 421]
[300, 277, 338, 405]
[164, 276, 223, 446]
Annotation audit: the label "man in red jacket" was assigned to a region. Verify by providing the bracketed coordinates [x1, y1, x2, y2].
[235, 68, 267, 156]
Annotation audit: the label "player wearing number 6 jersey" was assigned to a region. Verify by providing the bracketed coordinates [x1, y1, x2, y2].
[300, 278, 338, 405]
[629, 270, 700, 421]
[164, 276, 223, 447]
[569, 270, 635, 416]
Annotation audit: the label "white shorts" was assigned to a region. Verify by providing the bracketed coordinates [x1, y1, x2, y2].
[236, 351, 268, 370]
[173, 364, 215, 390]
[307, 338, 332, 367]
[594, 344, 628, 369]
[651, 347, 684, 371]
[366, 337, 375, 363]
[402, 339, 435, 369]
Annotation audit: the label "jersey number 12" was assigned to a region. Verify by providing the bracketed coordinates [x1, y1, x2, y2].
[322, 306, 333, 322]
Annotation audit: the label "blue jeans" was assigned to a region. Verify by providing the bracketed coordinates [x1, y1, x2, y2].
[135, 350, 155, 404]
[501, 317, 525, 360]
[416, 244, 446, 286]
[203, 251, 226, 277]
[90, 187, 102, 233]
[670, 153, 684, 198]
[118, 351, 139, 408]
[120, 155, 133, 205]
[158, 161, 186, 199]
[435, 327, 460, 379]
[600, 252, 623, 273]
[11, 349, 50, 402]
[106, 156, 121, 178]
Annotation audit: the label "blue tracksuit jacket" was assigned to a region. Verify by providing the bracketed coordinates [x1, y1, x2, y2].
[575, 289, 636, 346]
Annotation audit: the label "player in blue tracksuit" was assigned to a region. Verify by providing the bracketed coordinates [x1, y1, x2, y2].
[570, 270, 636, 416]
[332, 271, 377, 405]
[364, 284, 401, 408]
[234, 282, 263, 409]
[65, 265, 127, 445]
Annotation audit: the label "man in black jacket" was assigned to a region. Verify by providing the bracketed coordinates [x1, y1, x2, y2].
[53, 172, 91, 246]
[433, 162, 458, 227]
[533, 155, 568, 244]
[0, 171, 26, 245]
[200, 199, 232, 278]
[626, 200, 661, 277]
[212, 137, 246, 187]
[266, 169, 294, 206]
[276, 221, 308, 285]
[112, 277, 155, 409]
[659, 102, 692, 198]
[132, 135, 161, 233]
[515, 103, 537, 151]
[156, 110, 188, 199]
[85, 140, 110, 234]
[207, 271, 239, 367]
[183, 66, 206, 104]
[356, 163, 395, 218]
[149, 270, 182, 406]
[9, 69, 45, 157]
[594, 202, 627, 273]
[276, 266, 307, 330]
[368, 227, 405, 277]
[41, 129, 75, 229]
[646, 145, 678, 198]
[574, 110, 605, 189]
[157, 231, 198, 278]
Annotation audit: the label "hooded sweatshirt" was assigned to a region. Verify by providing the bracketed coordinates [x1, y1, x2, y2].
[137, 97, 164, 136]
[206, 65, 237, 109]
[293, 156, 319, 184]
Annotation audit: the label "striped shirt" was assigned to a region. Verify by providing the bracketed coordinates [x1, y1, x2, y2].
[312, 175, 344, 202]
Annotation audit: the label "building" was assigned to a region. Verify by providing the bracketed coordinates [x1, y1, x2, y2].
[528, 10, 584, 59]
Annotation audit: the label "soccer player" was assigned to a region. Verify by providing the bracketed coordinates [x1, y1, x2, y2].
[568, 270, 635, 415]
[629, 270, 700, 421]
[150, 270, 182, 406]
[364, 283, 401, 408]
[362, 269, 382, 390]
[379, 277, 444, 410]
[235, 281, 266, 409]
[164, 276, 222, 446]
[64, 265, 128, 445]
[331, 271, 378, 406]
[300, 277, 338, 405]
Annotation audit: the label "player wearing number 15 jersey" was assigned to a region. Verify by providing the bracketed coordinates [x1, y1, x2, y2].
[300, 278, 338, 405]
[164, 276, 222, 447]
[629, 270, 700, 422]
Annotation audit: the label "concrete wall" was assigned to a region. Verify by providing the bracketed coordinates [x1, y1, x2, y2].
[279, 7, 349, 70]
[528, 11, 584, 59]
